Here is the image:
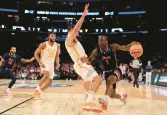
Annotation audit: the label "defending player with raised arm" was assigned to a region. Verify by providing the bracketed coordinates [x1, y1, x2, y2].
[65, 4, 103, 113]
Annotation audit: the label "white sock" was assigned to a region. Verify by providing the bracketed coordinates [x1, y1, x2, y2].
[36, 85, 42, 93]
[104, 95, 110, 104]
[121, 94, 124, 99]
[86, 91, 95, 103]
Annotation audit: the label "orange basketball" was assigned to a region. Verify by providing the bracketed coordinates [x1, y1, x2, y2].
[130, 42, 143, 58]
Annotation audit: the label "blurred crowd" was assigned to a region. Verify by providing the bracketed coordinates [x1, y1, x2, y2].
[0, 53, 167, 81]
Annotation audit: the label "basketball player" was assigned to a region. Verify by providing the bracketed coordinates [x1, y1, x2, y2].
[88, 36, 139, 110]
[0, 47, 35, 95]
[33, 32, 60, 99]
[65, 4, 102, 113]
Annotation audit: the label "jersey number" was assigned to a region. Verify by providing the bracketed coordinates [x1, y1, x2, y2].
[8, 60, 13, 65]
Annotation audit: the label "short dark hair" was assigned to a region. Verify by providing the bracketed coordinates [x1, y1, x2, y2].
[48, 32, 56, 36]
[68, 24, 75, 32]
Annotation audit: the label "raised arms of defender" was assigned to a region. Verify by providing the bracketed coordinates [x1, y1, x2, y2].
[66, 4, 89, 47]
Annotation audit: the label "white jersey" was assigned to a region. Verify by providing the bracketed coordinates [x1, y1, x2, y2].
[65, 39, 87, 63]
[41, 41, 57, 64]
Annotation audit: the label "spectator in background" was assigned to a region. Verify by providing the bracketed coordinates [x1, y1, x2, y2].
[145, 60, 153, 86]
[119, 63, 124, 79]
[0, 56, 4, 67]
[122, 64, 127, 80]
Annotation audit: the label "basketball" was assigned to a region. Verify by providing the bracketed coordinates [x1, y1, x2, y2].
[130, 42, 143, 58]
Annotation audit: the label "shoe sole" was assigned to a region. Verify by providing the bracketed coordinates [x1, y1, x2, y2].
[83, 107, 102, 113]
[99, 98, 107, 110]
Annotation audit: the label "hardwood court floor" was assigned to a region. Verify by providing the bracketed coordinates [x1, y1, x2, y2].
[0, 79, 167, 115]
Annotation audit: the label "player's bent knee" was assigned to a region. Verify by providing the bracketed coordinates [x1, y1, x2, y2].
[107, 75, 117, 84]
[83, 68, 99, 82]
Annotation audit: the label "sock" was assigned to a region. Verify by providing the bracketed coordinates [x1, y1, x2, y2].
[104, 95, 110, 104]
[36, 85, 42, 93]
[86, 91, 95, 103]
[121, 94, 124, 99]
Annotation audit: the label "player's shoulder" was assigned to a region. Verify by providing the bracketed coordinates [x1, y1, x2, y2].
[38, 42, 46, 49]
[54, 42, 60, 47]
[3, 53, 9, 57]
[40, 42, 47, 46]
[94, 48, 98, 52]
[40, 42, 47, 45]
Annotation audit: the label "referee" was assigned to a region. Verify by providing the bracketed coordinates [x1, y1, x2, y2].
[130, 58, 142, 88]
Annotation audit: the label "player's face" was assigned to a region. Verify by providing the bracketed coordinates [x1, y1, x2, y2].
[10, 47, 16, 54]
[48, 33, 56, 43]
[98, 37, 108, 47]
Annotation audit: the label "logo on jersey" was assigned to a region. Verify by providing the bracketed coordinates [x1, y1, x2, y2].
[102, 56, 111, 65]
[47, 48, 55, 57]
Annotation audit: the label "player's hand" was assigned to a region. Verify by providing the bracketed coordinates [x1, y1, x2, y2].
[80, 57, 88, 63]
[82, 3, 89, 17]
[39, 61, 45, 68]
[30, 57, 35, 62]
[40, 64, 45, 68]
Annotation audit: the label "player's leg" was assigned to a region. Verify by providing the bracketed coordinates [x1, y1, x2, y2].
[149, 72, 152, 86]
[99, 75, 117, 110]
[40, 76, 53, 91]
[32, 66, 50, 98]
[99, 74, 128, 110]
[145, 72, 148, 86]
[135, 69, 140, 88]
[74, 63, 102, 113]
[38, 73, 49, 87]
[5, 69, 16, 95]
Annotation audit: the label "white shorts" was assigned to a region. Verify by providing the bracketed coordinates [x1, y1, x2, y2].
[73, 62, 98, 81]
[40, 64, 54, 79]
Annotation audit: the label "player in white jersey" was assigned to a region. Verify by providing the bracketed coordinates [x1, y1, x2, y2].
[65, 4, 102, 113]
[33, 32, 60, 98]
